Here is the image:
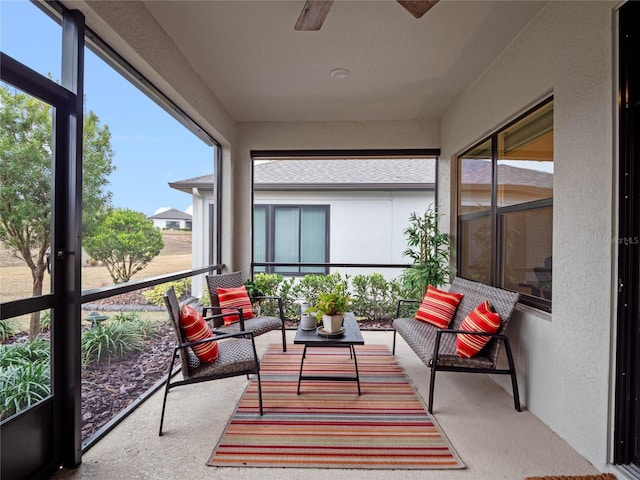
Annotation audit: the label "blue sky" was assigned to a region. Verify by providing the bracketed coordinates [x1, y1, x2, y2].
[1, 0, 214, 217]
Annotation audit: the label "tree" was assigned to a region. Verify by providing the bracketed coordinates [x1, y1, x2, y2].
[401, 207, 452, 299]
[84, 209, 164, 284]
[0, 85, 115, 339]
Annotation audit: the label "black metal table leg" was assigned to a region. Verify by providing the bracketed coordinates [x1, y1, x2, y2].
[351, 344, 361, 396]
[297, 345, 308, 395]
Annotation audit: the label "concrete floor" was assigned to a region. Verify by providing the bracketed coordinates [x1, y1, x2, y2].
[50, 330, 602, 480]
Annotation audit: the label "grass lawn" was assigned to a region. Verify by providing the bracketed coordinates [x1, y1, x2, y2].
[1, 231, 192, 332]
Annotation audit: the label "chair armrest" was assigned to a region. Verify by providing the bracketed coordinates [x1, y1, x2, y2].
[437, 328, 508, 339]
[251, 295, 285, 322]
[204, 307, 245, 330]
[432, 328, 508, 360]
[395, 298, 421, 318]
[202, 306, 217, 317]
[178, 329, 255, 350]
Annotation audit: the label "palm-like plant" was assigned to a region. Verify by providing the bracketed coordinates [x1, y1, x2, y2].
[401, 207, 452, 299]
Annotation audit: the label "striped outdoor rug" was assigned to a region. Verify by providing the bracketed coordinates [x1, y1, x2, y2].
[208, 344, 465, 469]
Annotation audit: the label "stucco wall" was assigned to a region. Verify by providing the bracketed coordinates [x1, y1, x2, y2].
[440, 1, 616, 470]
[255, 189, 435, 279]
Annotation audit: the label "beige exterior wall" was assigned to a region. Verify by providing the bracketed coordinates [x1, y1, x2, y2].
[440, 2, 616, 471]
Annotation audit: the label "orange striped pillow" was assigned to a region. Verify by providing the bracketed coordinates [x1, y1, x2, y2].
[217, 286, 255, 326]
[179, 304, 219, 363]
[456, 300, 501, 358]
[414, 285, 463, 329]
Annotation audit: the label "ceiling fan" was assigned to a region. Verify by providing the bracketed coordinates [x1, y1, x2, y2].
[295, 0, 438, 31]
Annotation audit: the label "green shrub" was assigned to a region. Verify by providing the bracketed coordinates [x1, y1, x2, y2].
[292, 273, 349, 308]
[111, 311, 141, 323]
[111, 312, 160, 338]
[0, 339, 51, 419]
[246, 274, 298, 319]
[39, 310, 51, 332]
[0, 320, 16, 342]
[246, 271, 405, 322]
[81, 321, 146, 365]
[143, 279, 191, 306]
[350, 273, 403, 320]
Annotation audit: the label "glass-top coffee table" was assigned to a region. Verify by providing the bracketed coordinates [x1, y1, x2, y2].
[293, 312, 365, 395]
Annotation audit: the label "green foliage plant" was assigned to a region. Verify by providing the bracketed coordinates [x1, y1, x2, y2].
[0, 339, 51, 419]
[0, 85, 115, 339]
[39, 310, 51, 332]
[110, 311, 159, 338]
[81, 321, 145, 365]
[246, 273, 298, 318]
[84, 209, 164, 284]
[350, 273, 402, 320]
[401, 207, 452, 300]
[293, 272, 349, 307]
[143, 279, 190, 306]
[0, 320, 16, 342]
[307, 285, 350, 323]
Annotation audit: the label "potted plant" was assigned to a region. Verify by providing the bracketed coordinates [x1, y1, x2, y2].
[308, 288, 350, 333]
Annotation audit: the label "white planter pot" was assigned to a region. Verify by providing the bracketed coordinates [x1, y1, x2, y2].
[300, 314, 316, 331]
[322, 314, 344, 333]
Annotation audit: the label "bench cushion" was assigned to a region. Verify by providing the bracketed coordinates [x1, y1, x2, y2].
[414, 285, 463, 328]
[456, 300, 501, 358]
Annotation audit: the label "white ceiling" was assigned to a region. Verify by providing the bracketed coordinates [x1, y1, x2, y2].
[142, 0, 545, 123]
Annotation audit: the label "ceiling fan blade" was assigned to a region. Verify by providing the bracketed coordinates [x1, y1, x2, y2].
[396, 0, 439, 19]
[295, 0, 335, 31]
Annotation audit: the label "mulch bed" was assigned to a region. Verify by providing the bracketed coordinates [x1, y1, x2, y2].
[80, 324, 175, 441]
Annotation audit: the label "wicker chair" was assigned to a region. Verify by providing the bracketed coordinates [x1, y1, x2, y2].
[204, 272, 287, 352]
[159, 286, 263, 436]
[392, 277, 520, 413]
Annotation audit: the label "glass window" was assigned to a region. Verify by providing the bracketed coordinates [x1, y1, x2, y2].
[0, 2, 61, 82]
[254, 205, 329, 275]
[459, 139, 493, 214]
[274, 207, 300, 273]
[459, 215, 492, 284]
[457, 98, 553, 311]
[497, 101, 553, 208]
[253, 206, 267, 273]
[501, 206, 552, 301]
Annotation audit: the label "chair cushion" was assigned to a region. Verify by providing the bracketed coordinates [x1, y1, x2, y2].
[188, 338, 257, 380]
[217, 286, 255, 325]
[456, 300, 501, 358]
[180, 304, 219, 363]
[212, 315, 282, 336]
[415, 285, 463, 329]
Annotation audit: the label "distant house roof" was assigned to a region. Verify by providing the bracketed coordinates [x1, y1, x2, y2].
[168, 159, 436, 193]
[461, 160, 553, 189]
[149, 208, 192, 220]
[169, 158, 553, 196]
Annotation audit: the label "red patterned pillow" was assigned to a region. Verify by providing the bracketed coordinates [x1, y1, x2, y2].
[217, 286, 255, 326]
[414, 285, 463, 329]
[456, 300, 501, 358]
[179, 304, 219, 363]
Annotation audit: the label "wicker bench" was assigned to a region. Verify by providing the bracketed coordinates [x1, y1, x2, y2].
[392, 277, 521, 413]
